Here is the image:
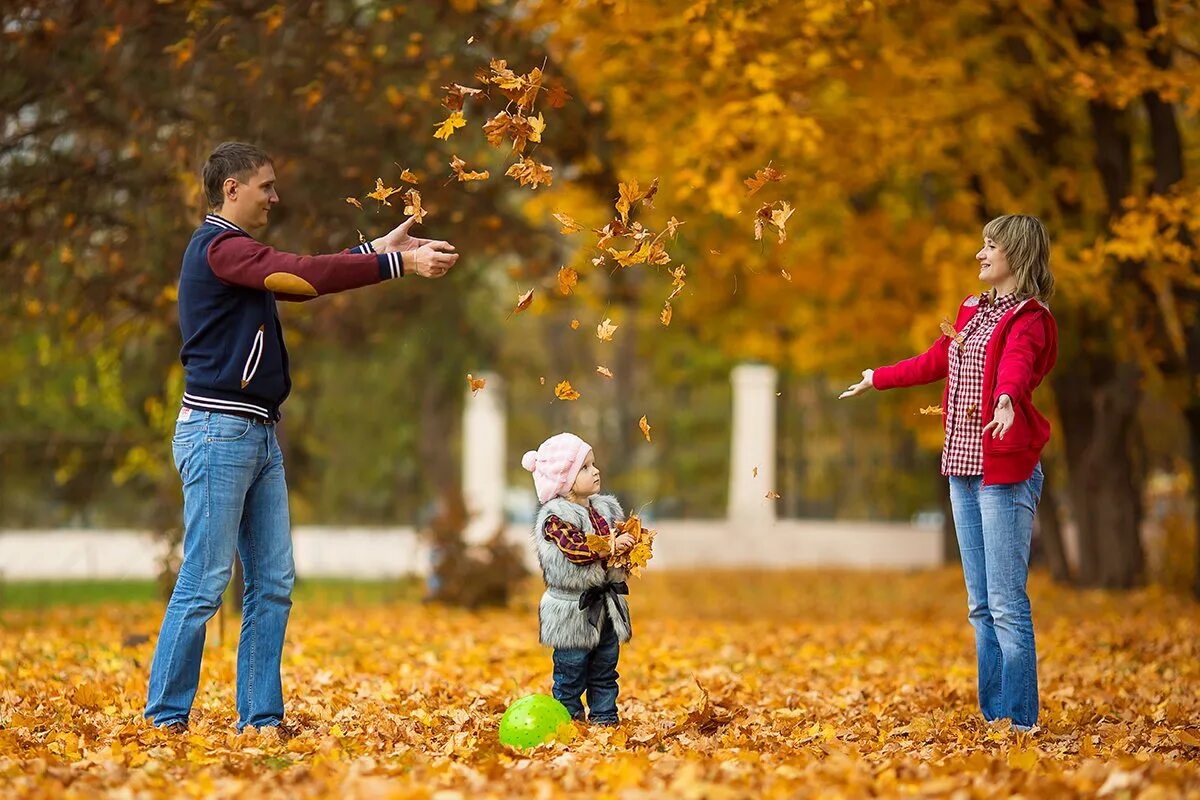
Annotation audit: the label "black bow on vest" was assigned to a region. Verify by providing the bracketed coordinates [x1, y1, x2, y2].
[578, 581, 629, 631]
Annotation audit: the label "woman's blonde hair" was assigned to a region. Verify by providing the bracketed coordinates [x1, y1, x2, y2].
[982, 214, 1055, 303]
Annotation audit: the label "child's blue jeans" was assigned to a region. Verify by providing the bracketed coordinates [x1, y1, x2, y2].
[551, 615, 620, 724]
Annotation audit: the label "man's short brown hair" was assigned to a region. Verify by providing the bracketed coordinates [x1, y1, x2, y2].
[202, 142, 273, 209]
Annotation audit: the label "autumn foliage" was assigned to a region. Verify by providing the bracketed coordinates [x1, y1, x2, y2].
[3, 571, 1200, 797]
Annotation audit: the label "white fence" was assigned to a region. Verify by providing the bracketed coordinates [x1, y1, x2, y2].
[0, 519, 941, 580]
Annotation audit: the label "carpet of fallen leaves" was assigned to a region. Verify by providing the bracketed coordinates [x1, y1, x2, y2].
[2, 569, 1199, 799]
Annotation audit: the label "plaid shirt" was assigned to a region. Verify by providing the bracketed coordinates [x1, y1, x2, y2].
[543, 505, 612, 565]
[942, 291, 1020, 476]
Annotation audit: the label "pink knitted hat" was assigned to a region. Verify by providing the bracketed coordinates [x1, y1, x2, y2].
[522, 432, 593, 503]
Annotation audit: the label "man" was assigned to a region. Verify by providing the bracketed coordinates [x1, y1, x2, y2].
[144, 142, 458, 733]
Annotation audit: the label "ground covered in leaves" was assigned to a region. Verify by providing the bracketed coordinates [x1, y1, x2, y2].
[2, 569, 1199, 798]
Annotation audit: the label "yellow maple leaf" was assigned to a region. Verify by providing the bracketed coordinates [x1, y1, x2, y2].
[744, 162, 787, 196]
[557, 266, 578, 295]
[919, 405, 945, 416]
[514, 288, 534, 314]
[367, 178, 402, 206]
[596, 317, 618, 342]
[611, 514, 656, 577]
[449, 155, 489, 182]
[345, 197, 363, 210]
[570, 319, 581, 330]
[466, 374, 486, 395]
[434, 110, 467, 140]
[528, 112, 547, 143]
[639, 415, 652, 443]
[660, 301, 673, 326]
[554, 380, 580, 401]
[399, 168, 420, 184]
[553, 212, 583, 234]
[596, 365, 613, 378]
[402, 188, 427, 223]
[766, 490, 781, 499]
[505, 157, 554, 188]
[586, 533, 612, 557]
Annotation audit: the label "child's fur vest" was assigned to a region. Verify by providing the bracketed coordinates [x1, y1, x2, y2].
[533, 494, 632, 650]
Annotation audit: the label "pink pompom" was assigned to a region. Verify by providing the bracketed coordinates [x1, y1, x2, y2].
[522, 451, 539, 472]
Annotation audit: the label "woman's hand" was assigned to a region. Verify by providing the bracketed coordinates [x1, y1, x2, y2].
[983, 394, 1015, 439]
[838, 369, 875, 399]
[614, 533, 636, 555]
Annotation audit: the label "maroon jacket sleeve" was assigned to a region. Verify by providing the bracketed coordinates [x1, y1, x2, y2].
[994, 312, 1050, 404]
[207, 233, 404, 301]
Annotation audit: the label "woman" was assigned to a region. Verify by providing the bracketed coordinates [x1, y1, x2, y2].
[840, 214, 1058, 730]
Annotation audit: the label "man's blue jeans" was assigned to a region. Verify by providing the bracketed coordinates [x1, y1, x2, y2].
[949, 463, 1044, 729]
[145, 410, 295, 730]
[552, 615, 621, 724]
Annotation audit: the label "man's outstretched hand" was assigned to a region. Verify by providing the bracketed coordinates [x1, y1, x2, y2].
[371, 216, 459, 278]
[407, 241, 458, 278]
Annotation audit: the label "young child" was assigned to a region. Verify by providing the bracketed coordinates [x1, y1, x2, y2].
[522, 432, 636, 726]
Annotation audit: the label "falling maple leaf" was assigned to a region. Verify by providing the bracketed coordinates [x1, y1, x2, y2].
[919, 405, 946, 416]
[668, 265, 687, 300]
[505, 157, 553, 188]
[639, 415, 652, 442]
[665, 216, 684, 239]
[396, 167, 420, 184]
[528, 113, 547, 143]
[753, 466, 759, 477]
[402, 189, 426, 224]
[754, 200, 794, 243]
[554, 380, 580, 400]
[466, 374, 486, 395]
[660, 301, 673, 327]
[546, 83, 571, 108]
[596, 317, 618, 342]
[552, 212, 583, 234]
[366, 178, 402, 206]
[766, 490, 781, 499]
[449, 155, 489, 182]
[345, 197, 363, 210]
[615, 179, 648, 224]
[557, 266, 578, 295]
[442, 84, 484, 112]
[781, 269, 792, 281]
[482, 110, 513, 147]
[433, 110, 467, 140]
[513, 288, 534, 314]
[940, 319, 965, 347]
[570, 319, 581, 330]
[744, 162, 787, 196]
[596, 365, 613, 378]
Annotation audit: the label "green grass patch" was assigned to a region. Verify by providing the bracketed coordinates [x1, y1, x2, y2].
[0, 576, 424, 610]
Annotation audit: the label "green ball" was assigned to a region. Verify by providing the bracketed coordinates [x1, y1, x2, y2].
[499, 693, 574, 750]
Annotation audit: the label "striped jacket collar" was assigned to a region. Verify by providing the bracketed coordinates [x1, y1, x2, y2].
[203, 213, 250, 235]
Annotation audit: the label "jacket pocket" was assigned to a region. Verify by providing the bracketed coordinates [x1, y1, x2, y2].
[240, 325, 265, 389]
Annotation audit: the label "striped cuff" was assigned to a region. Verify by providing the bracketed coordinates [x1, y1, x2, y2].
[376, 251, 404, 280]
[351, 241, 375, 255]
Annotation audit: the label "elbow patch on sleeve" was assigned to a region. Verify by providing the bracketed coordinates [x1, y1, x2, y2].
[264, 272, 318, 296]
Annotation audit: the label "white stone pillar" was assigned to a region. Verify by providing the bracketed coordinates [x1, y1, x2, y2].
[728, 363, 778, 523]
[462, 372, 506, 544]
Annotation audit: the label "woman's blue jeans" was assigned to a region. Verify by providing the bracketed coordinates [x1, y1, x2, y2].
[949, 463, 1044, 729]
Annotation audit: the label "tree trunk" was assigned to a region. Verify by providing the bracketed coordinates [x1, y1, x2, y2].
[1052, 352, 1144, 587]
